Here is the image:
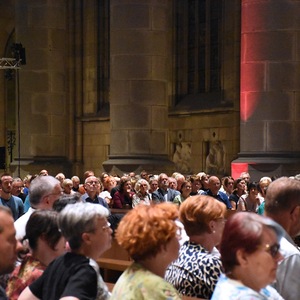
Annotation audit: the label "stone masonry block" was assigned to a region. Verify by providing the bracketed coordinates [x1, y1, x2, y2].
[244, 32, 293, 61]
[110, 80, 131, 104]
[27, 49, 48, 70]
[243, 1, 296, 32]
[51, 115, 66, 135]
[152, 56, 169, 81]
[297, 32, 300, 62]
[240, 121, 266, 152]
[111, 104, 150, 129]
[267, 121, 292, 151]
[152, 6, 171, 30]
[32, 94, 49, 114]
[268, 62, 300, 91]
[292, 121, 300, 151]
[245, 92, 291, 122]
[51, 72, 65, 92]
[111, 55, 151, 80]
[294, 92, 300, 119]
[20, 28, 48, 50]
[49, 29, 66, 50]
[111, 4, 150, 29]
[48, 93, 66, 114]
[151, 106, 168, 129]
[48, 51, 65, 73]
[20, 71, 49, 93]
[149, 131, 167, 154]
[129, 130, 150, 153]
[111, 31, 167, 56]
[131, 80, 166, 105]
[21, 114, 49, 135]
[29, 6, 66, 29]
[241, 63, 265, 92]
[110, 131, 129, 155]
[31, 135, 65, 156]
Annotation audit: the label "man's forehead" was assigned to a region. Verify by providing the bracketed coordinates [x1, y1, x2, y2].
[86, 176, 99, 183]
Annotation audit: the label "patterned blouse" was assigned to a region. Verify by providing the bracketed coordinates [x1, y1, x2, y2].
[165, 240, 222, 299]
[211, 274, 284, 300]
[6, 254, 46, 300]
[110, 262, 182, 300]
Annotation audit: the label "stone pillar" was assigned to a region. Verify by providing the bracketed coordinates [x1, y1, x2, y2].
[103, 0, 174, 174]
[14, 0, 70, 175]
[232, 0, 300, 180]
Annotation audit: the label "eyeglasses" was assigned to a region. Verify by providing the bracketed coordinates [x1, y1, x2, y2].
[86, 181, 100, 185]
[102, 222, 111, 231]
[260, 243, 280, 258]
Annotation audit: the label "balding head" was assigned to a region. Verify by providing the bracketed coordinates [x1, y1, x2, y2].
[265, 177, 300, 237]
[208, 176, 221, 195]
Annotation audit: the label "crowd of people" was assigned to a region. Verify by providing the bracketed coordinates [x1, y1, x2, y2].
[0, 168, 299, 299]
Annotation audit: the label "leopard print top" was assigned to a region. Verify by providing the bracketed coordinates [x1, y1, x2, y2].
[165, 241, 222, 299]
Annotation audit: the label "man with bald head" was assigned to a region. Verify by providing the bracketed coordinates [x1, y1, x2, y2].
[264, 177, 300, 300]
[204, 176, 232, 209]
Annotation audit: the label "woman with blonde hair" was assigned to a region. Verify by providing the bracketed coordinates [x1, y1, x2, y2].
[165, 195, 226, 299]
[111, 203, 182, 300]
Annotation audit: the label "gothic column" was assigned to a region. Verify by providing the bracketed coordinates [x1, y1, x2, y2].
[103, 0, 174, 173]
[232, 0, 300, 179]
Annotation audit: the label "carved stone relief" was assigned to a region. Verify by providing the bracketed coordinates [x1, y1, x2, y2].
[205, 140, 226, 175]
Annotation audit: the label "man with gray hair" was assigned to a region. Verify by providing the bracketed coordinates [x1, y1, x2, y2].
[19, 202, 112, 300]
[264, 177, 300, 300]
[14, 175, 62, 240]
[151, 173, 180, 203]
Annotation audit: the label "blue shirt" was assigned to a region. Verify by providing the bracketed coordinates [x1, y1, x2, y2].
[205, 190, 232, 209]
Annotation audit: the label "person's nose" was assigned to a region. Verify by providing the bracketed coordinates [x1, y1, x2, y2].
[276, 251, 284, 263]
[15, 239, 24, 254]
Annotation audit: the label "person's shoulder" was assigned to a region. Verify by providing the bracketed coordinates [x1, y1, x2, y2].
[280, 236, 300, 258]
[151, 189, 161, 198]
[134, 266, 181, 298]
[169, 189, 180, 195]
[218, 190, 228, 198]
[12, 195, 23, 204]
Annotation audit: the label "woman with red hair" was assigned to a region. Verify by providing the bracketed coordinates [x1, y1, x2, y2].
[110, 203, 182, 300]
[211, 212, 284, 299]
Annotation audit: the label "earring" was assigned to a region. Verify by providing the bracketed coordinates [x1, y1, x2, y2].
[213, 230, 216, 234]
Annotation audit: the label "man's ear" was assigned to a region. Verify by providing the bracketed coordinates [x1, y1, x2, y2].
[291, 205, 300, 224]
[82, 232, 92, 245]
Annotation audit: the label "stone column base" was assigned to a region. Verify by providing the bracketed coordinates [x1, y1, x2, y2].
[102, 155, 175, 177]
[231, 153, 300, 181]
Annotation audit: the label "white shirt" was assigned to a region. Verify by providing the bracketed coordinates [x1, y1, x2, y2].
[14, 207, 36, 240]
